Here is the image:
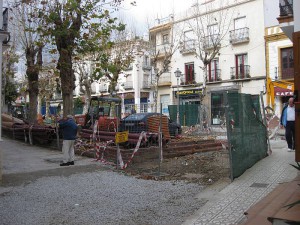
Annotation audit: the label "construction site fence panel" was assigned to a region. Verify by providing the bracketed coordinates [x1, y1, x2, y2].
[225, 92, 268, 180]
[168, 104, 199, 126]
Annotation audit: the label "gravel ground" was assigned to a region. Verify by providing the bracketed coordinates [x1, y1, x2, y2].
[0, 170, 205, 225]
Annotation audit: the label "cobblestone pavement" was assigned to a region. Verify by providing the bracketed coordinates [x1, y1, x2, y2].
[183, 139, 298, 225]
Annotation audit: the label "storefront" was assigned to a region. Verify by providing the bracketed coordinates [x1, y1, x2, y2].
[209, 85, 239, 125]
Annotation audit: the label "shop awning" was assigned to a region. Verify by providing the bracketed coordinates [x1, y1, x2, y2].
[274, 86, 294, 96]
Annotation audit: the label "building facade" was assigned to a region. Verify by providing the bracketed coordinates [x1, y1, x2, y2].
[265, 25, 293, 116]
[149, 0, 267, 126]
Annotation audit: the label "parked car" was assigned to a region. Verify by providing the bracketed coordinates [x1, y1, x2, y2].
[119, 113, 182, 137]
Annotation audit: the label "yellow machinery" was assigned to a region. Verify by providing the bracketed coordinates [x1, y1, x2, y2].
[266, 76, 294, 109]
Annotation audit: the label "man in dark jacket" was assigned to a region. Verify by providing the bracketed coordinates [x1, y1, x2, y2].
[58, 115, 78, 166]
[280, 97, 295, 152]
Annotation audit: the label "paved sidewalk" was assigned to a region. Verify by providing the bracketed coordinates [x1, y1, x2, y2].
[183, 139, 298, 225]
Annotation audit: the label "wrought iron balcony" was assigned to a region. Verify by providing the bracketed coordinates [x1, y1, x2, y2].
[142, 63, 152, 70]
[180, 39, 196, 54]
[208, 69, 221, 82]
[99, 84, 108, 92]
[203, 34, 220, 50]
[142, 81, 150, 88]
[279, 0, 293, 16]
[124, 81, 133, 90]
[153, 43, 171, 57]
[151, 72, 171, 86]
[229, 27, 249, 44]
[230, 65, 250, 79]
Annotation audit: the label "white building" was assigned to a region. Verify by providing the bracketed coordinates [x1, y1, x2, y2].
[149, 0, 268, 125]
[74, 39, 153, 117]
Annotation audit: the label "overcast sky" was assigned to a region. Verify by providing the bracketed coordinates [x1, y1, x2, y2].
[119, 0, 196, 35]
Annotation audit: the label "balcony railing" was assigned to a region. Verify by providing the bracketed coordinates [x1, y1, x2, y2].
[180, 39, 196, 54]
[142, 64, 152, 70]
[230, 65, 250, 79]
[281, 68, 294, 80]
[229, 27, 249, 44]
[99, 85, 108, 93]
[154, 43, 171, 56]
[150, 72, 172, 86]
[142, 81, 150, 88]
[124, 81, 133, 90]
[208, 69, 221, 82]
[279, 0, 293, 16]
[203, 34, 220, 49]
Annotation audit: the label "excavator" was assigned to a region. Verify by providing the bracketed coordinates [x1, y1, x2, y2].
[75, 96, 121, 131]
[266, 76, 294, 111]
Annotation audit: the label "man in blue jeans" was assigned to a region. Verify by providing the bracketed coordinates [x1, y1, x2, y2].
[58, 115, 78, 166]
[280, 97, 295, 152]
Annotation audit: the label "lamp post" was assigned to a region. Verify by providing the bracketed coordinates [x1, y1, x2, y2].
[174, 68, 182, 124]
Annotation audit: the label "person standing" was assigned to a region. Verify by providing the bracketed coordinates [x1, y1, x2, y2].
[58, 115, 78, 166]
[280, 97, 295, 152]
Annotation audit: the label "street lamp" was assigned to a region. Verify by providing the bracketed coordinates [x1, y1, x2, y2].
[174, 68, 182, 124]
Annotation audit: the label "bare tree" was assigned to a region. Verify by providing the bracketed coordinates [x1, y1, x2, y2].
[9, 0, 45, 123]
[188, 0, 234, 96]
[148, 17, 183, 112]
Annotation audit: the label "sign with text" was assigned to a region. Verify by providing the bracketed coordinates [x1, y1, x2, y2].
[115, 131, 129, 143]
[175, 89, 202, 97]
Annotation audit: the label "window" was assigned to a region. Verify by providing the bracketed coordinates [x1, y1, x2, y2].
[281, 47, 294, 79]
[185, 63, 195, 84]
[211, 93, 224, 125]
[208, 59, 219, 82]
[235, 54, 248, 79]
[162, 34, 169, 44]
[183, 30, 195, 51]
[234, 17, 246, 30]
[206, 24, 219, 47]
[231, 17, 248, 42]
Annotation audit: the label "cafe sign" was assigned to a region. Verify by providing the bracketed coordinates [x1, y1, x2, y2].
[175, 89, 202, 97]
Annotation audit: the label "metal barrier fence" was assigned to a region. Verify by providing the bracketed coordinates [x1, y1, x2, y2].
[225, 92, 268, 180]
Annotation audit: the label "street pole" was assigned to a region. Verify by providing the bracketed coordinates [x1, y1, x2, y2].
[177, 77, 180, 124]
[174, 68, 182, 125]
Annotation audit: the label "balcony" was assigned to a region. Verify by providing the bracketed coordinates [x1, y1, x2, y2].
[281, 68, 294, 80]
[277, 0, 294, 40]
[142, 63, 152, 70]
[123, 64, 133, 71]
[229, 27, 249, 45]
[180, 39, 196, 54]
[124, 81, 133, 90]
[142, 81, 150, 89]
[152, 43, 171, 58]
[179, 75, 197, 85]
[279, 0, 293, 16]
[230, 65, 250, 80]
[154, 72, 171, 86]
[203, 34, 220, 50]
[208, 69, 221, 82]
[99, 84, 108, 93]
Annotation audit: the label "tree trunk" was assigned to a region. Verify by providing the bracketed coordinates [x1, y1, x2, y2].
[58, 49, 75, 117]
[27, 70, 39, 124]
[26, 45, 43, 124]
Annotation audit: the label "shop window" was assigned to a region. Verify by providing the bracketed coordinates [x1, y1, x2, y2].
[211, 93, 225, 125]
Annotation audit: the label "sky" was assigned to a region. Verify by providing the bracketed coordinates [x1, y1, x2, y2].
[119, 0, 196, 35]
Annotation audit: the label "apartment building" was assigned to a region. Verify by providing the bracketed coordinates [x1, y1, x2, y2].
[277, 0, 300, 159]
[149, 0, 267, 125]
[265, 25, 293, 116]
